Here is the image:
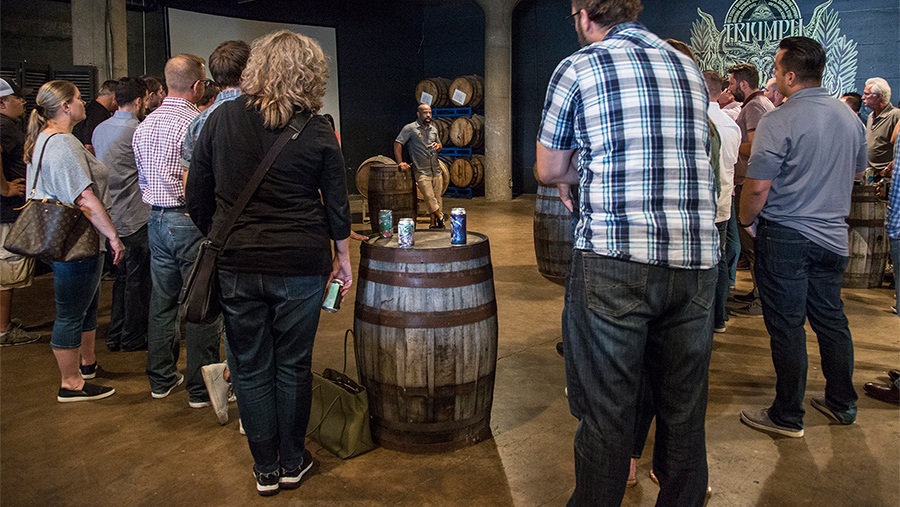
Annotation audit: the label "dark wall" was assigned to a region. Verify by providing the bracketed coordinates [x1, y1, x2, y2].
[422, 1, 484, 79]
[126, 8, 168, 78]
[1, 0, 73, 69]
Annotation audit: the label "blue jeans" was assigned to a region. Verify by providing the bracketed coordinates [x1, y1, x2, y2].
[754, 220, 857, 428]
[726, 202, 741, 286]
[147, 208, 221, 401]
[564, 251, 714, 507]
[219, 269, 327, 473]
[50, 255, 102, 349]
[108, 225, 151, 351]
[891, 237, 900, 317]
[714, 220, 730, 328]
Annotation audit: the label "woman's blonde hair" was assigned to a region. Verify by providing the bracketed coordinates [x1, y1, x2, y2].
[241, 30, 328, 129]
[24, 80, 78, 163]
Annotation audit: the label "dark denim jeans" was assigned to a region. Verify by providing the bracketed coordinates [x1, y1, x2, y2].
[147, 208, 221, 401]
[564, 251, 714, 507]
[892, 237, 899, 318]
[219, 269, 327, 473]
[108, 225, 151, 351]
[714, 220, 730, 328]
[754, 220, 858, 428]
[50, 255, 102, 349]
[725, 202, 741, 286]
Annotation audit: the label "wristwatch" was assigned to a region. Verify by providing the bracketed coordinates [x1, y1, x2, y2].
[738, 219, 756, 228]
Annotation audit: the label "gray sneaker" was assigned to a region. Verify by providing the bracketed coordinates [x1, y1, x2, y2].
[729, 301, 764, 317]
[201, 362, 231, 424]
[0, 326, 41, 347]
[740, 408, 804, 437]
[810, 397, 855, 425]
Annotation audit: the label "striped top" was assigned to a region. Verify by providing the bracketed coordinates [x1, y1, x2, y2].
[887, 135, 900, 240]
[538, 22, 718, 270]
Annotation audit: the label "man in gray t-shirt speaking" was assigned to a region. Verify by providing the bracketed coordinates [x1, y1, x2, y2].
[738, 36, 867, 439]
[394, 103, 445, 228]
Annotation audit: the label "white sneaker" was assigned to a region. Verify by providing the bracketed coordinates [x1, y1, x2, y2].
[201, 362, 231, 424]
[239, 418, 245, 435]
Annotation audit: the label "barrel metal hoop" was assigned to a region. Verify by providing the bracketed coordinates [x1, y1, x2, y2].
[355, 300, 497, 329]
[358, 264, 492, 288]
[362, 234, 490, 263]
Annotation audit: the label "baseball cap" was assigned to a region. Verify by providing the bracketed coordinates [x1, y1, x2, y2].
[0, 79, 25, 98]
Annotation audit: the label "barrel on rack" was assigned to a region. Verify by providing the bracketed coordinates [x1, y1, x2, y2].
[534, 183, 575, 286]
[416, 158, 451, 203]
[449, 115, 484, 148]
[354, 231, 498, 452]
[449, 155, 485, 188]
[415, 77, 452, 107]
[367, 163, 417, 230]
[449, 75, 484, 108]
[843, 185, 889, 288]
[433, 117, 453, 146]
[355, 155, 395, 198]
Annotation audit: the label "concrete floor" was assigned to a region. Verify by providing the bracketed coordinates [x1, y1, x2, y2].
[2, 195, 898, 506]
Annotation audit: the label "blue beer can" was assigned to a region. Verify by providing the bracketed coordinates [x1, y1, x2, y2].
[450, 207, 466, 245]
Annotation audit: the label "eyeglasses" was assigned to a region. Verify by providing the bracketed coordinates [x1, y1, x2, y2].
[566, 11, 579, 26]
[192, 79, 207, 89]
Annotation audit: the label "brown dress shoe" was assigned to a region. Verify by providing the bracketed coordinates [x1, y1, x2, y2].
[888, 370, 900, 383]
[864, 382, 900, 404]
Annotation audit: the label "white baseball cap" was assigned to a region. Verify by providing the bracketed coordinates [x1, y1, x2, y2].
[0, 79, 25, 98]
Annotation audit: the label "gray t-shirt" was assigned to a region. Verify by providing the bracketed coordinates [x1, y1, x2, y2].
[734, 92, 774, 185]
[26, 132, 110, 250]
[395, 120, 440, 177]
[747, 87, 867, 256]
[865, 103, 900, 171]
[92, 111, 150, 237]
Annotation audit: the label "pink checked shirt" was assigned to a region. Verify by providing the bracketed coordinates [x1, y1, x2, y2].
[133, 97, 199, 207]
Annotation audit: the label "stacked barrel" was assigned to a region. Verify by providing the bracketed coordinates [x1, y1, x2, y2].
[416, 75, 486, 194]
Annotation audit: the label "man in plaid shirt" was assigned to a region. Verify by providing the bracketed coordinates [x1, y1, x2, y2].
[535, 1, 717, 505]
[134, 53, 221, 408]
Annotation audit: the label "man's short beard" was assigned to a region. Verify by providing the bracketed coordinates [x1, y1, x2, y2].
[732, 87, 745, 102]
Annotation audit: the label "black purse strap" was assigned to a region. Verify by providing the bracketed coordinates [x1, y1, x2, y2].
[27, 132, 61, 200]
[207, 112, 312, 248]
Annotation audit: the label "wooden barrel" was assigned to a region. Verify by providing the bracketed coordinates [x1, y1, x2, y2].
[416, 158, 451, 202]
[449, 115, 484, 148]
[356, 155, 395, 198]
[449, 155, 485, 188]
[534, 183, 575, 286]
[415, 77, 452, 107]
[843, 185, 888, 288]
[367, 163, 417, 229]
[433, 117, 452, 146]
[354, 231, 498, 452]
[449, 75, 484, 108]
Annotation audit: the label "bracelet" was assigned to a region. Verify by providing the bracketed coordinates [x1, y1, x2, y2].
[738, 220, 756, 228]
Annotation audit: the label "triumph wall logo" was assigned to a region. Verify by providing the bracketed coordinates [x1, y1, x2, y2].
[690, 0, 858, 96]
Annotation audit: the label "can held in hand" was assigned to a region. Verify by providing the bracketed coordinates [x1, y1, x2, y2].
[322, 279, 344, 313]
[398, 218, 415, 248]
[378, 209, 393, 238]
[450, 207, 467, 245]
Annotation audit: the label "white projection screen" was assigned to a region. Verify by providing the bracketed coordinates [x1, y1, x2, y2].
[167, 8, 341, 134]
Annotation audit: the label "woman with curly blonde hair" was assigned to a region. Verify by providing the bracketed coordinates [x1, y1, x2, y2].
[186, 30, 351, 496]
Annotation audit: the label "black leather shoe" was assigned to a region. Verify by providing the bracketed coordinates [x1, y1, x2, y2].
[556, 342, 564, 358]
[864, 382, 900, 404]
[888, 370, 900, 383]
[435, 216, 445, 229]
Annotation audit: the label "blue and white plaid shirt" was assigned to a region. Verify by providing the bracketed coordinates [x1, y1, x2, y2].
[538, 22, 718, 270]
[887, 135, 900, 240]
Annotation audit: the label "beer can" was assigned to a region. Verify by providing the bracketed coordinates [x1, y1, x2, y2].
[864, 168, 874, 185]
[398, 218, 415, 248]
[322, 279, 344, 313]
[378, 209, 393, 238]
[450, 207, 467, 245]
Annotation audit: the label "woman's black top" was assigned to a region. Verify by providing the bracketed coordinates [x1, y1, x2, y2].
[187, 95, 351, 276]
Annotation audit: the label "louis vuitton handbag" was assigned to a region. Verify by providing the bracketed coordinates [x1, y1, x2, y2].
[306, 329, 376, 459]
[4, 133, 99, 262]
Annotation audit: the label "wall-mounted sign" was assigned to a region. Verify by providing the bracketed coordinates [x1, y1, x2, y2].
[690, 0, 858, 95]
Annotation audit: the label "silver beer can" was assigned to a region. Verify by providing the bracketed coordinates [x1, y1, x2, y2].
[398, 218, 415, 248]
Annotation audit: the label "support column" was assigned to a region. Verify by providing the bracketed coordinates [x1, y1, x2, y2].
[72, 0, 128, 88]
[476, 0, 520, 202]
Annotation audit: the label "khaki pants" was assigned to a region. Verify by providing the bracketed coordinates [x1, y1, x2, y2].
[416, 172, 443, 215]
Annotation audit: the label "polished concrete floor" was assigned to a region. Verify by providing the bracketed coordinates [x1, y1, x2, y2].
[2, 196, 898, 506]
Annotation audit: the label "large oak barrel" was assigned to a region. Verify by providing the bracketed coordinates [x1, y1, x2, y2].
[449, 115, 484, 148]
[534, 183, 574, 286]
[367, 163, 417, 229]
[356, 155, 395, 198]
[354, 231, 498, 452]
[433, 117, 453, 146]
[415, 77, 452, 107]
[416, 158, 451, 202]
[449, 155, 485, 188]
[843, 185, 888, 288]
[449, 75, 484, 108]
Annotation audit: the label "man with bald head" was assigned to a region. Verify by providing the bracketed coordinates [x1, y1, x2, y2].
[764, 77, 785, 107]
[394, 103, 445, 228]
[134, 54, 221, 409]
